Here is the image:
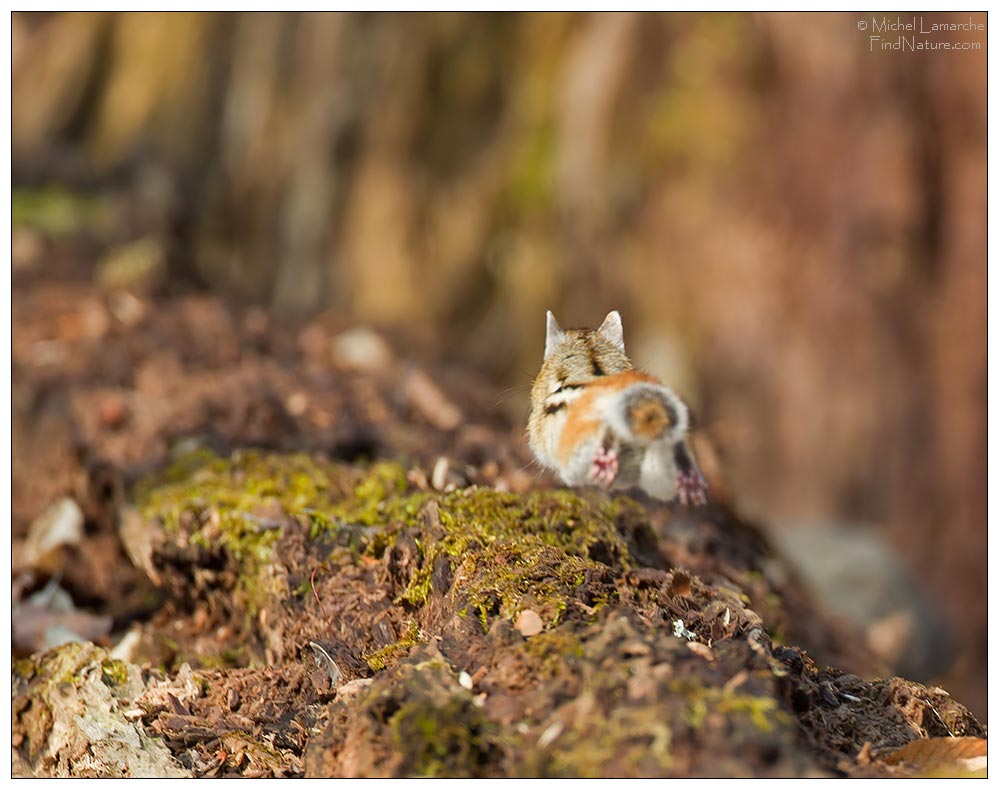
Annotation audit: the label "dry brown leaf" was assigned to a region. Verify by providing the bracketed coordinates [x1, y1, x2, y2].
[118, 504, 164, 585]
[20, 497, 84, 572]
[666, 570, 692, 599]
[882, 737, 987, 778]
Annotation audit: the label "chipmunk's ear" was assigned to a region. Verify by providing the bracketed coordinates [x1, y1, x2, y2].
[544, 311, 566, 359]
[598, 310, 625, 352]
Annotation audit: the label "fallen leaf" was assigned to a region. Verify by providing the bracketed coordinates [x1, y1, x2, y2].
[882, 737, 987, 778]
[118, 505, 164, 585]
[21, 498, 84, 571]
[666, 570, 692, 598]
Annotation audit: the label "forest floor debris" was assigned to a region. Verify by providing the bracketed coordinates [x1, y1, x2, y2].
[11, 256, 986, 777]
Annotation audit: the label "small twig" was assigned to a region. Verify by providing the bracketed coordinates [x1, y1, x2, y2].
[311, 567, 329, 622]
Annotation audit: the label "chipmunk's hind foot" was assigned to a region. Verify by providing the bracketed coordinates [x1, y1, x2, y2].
[673, 440, 707, 506]
[589, 437, 619, 489]
[676, 469, 708, 506]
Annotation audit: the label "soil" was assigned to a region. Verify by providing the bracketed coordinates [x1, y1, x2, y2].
[10, 248, 986, 778]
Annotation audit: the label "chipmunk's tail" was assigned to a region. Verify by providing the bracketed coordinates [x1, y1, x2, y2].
[608, 384, 688, 444]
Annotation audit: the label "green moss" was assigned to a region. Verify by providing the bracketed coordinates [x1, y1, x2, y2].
[671, 678, 788, 733]
[384, 661, 501, 777]
[134, 450, 338, 546]
[365, 620, 423, 672]
[11, 642, 127, 693]
[186, 647, 245, 670]
[132, 449, 361, 611]
[132, 449, 636, 633]
[541, 693, 674, 778]
[319, 461, 427, 557]
[390, 696, 493, 776]
[402, 487, 631, 629]
[522, 627, 584, 677]
[48, 642, 95, 686]
[12, 657, 38, 681]
[100, 658, 131, 687]
[715, 693, 784, 733]
[347, 462, 412, 523]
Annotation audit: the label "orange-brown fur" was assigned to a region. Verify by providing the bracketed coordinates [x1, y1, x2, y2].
[629, 399, 672, 440]
[555, 371, 662, 465]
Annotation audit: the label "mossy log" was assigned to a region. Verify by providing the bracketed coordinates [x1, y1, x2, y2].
[11, 450, 986, 777]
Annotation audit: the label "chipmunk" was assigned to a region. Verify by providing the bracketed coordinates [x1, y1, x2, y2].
[527, 310, 707, 505]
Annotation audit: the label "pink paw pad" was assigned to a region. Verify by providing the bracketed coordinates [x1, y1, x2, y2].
[590, 445, 619, 489]
[677, 471, 708, 507]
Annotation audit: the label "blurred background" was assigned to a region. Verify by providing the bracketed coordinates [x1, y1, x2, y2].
[12, 12, 986, 716]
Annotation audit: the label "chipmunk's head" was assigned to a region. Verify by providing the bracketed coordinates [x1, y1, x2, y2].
[537, 310, 632, 387]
